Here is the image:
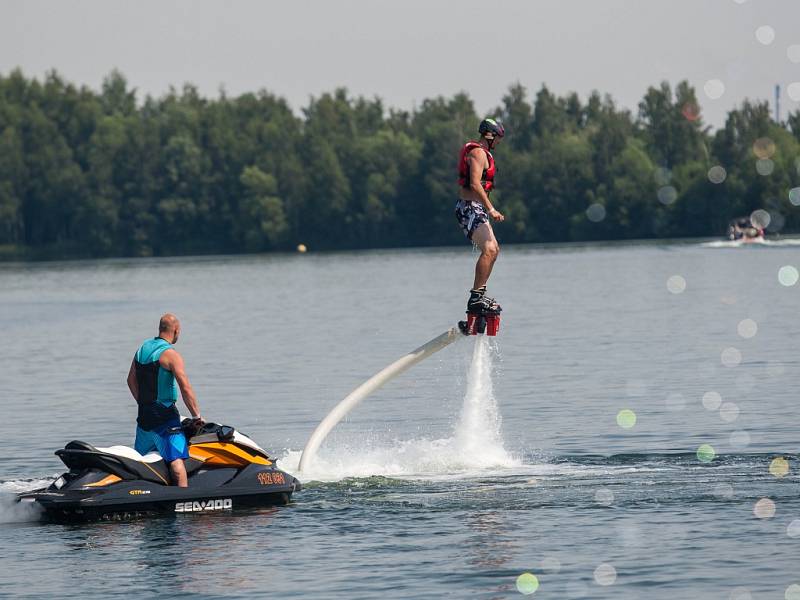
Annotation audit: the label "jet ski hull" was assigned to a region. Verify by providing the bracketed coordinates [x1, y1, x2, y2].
[16, 422, 301, 523]
[19, 464, 300, 522]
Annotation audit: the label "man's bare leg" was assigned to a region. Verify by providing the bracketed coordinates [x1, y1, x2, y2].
[169, 459, 189, 487]
[471, 222, 500, 290]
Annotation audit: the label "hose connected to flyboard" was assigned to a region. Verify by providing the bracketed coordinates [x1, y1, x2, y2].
[297, 327, 462, 472]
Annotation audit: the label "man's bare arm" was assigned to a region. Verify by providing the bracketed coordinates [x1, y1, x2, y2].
[160, 349, 202, 419]
[468, 149, 504, 221]
[127, 360, 138, 401]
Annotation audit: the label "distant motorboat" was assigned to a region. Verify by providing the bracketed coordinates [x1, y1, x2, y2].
[739, 233, 766, 244]
[726, 216, 765, 245]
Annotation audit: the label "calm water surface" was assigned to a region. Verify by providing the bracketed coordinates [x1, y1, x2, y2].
[1, 240, 799, 599]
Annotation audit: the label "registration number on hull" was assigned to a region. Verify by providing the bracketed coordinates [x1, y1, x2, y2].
[175, 498, 233, 512]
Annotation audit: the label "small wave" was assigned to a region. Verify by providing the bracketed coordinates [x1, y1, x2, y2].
[702, 238, 800, 248]
[279, 435, 522, 483]
[0, 478, 55, 494]
[0, 478, 52, 523]
[280, 448, 790, 485]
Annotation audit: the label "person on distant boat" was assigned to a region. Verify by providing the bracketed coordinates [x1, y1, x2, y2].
[126, 313, 204, 487]
[727, 218, 745, 241]
[456, 118, 506, 313]
[727, 217, 764, 242]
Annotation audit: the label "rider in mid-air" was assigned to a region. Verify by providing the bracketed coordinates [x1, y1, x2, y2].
[455, 118, 505, 313]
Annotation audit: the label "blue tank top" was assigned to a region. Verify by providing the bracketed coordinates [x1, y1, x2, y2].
[135, 338, 178, 404]
[134, 337, 179, 430]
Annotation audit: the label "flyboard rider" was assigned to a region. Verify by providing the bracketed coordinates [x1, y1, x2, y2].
[455, 118, 505, 313]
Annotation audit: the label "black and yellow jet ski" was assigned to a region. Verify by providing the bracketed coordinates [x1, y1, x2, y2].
[17, 420, 300, 522]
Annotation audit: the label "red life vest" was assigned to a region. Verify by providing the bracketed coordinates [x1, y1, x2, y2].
[458, 142, 496, 193]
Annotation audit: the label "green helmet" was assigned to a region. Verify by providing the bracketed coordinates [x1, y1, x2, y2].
[478, 118, 505, 138]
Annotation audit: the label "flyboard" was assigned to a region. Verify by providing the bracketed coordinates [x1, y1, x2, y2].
[297, 305, 501, 472]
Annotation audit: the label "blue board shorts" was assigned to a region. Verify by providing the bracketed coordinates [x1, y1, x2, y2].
[134, 418, 189, 463]
[455, 199, 489, 240]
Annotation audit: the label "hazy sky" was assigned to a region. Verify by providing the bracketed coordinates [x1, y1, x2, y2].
[1, 0, 799, 128]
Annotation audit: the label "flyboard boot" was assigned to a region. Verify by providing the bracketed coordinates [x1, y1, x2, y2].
[458, 288, 501, 336]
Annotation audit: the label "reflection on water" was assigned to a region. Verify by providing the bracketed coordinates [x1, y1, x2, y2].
[464, 511, 515, 571]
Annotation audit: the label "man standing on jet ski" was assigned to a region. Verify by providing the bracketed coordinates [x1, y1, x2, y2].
[126, 314, 203, 487]
[456, 118, 505, 313]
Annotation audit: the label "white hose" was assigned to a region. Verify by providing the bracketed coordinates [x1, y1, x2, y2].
[298, 328, 462, 472]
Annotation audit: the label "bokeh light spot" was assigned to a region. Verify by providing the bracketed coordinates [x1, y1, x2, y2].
[595, 488, 615, 506]
[539, 557, 561, 573]
[767, 362, 785, 377]
[730, 588, 753, 600]
[752, 138, 776, 159]
[769, 457, 789, 478]
[721, 347, 742, 368]
[789, 45, 800, 63]
[665, 393, 686, 411]
[714, 483, 735, 498]
[753, 498, 776, 519]
[787, 585, 800, 600]
[682, 102, 700, 121]
[516, 573, 539, 595]
[703, 391, 722, 411]
[594, 563, 617, 586]
[789, 188, 800, 207]
[767, 211, 786, 233]
[788, 83, 800, 102]
[697, 444, 716, 463]
[657, 185, 678, 205]
[737, 319, 757, 339]
[719, 402, 740, 423]
[667, 275, 686, 294]
[756, 159, 774, 176]
[653, 167, 671, 186]
[616, 409, 636, 429]
[755, 25, 775, 45]
[729, 430, 750, 450]
[730, 430, 751, 449]
[704, 79, 726, 100]
[708, 165, 727, 184]
[586, 203, 606, 223]
[626, 379, 647, 396]
[750, 209, 771, 229]
[787, 520, 800, 538]
[778, 265, 799, 286]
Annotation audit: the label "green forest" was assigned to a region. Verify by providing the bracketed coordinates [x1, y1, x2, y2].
[1, 69, 799, 259]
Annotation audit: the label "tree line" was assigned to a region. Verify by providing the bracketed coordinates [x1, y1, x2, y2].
[0, 69, 799, 259]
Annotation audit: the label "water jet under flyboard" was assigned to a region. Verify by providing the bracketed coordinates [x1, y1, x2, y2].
[298, 311, 502, 473]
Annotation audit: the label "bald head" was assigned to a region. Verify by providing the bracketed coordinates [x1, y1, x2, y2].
[158, 313, 181, 343]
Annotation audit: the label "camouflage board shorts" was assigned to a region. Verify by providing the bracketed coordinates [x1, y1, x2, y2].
[455, 199, 488, 240]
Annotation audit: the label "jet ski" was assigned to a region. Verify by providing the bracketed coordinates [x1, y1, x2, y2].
[17, 420, 300, 522]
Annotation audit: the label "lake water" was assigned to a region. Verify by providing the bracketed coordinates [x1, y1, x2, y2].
[1, 239, 799, 599]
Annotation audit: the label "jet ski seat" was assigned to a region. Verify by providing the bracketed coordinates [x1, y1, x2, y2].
[97, 445, 165, 464]
[57, 441, 205, 485]
[58, 441, 172, 485]
[97, 445, 204, 480]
